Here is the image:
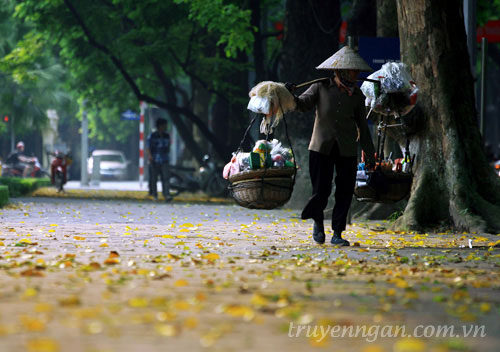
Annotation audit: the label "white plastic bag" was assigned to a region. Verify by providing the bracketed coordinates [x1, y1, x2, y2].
[360, 62, 418, 117]
[247, 95, 271, 115]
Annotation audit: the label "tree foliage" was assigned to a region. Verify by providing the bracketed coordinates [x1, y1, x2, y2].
[0, 1, 74, 144]
[9, 0, 266, 162]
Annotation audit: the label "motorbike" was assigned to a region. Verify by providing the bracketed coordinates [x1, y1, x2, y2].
[168, 155, 228, 197]
[1, 157, 49, 178]
[51, 152, 72, 193]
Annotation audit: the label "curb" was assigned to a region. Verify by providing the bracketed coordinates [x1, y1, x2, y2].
[32, 187, 234, 204]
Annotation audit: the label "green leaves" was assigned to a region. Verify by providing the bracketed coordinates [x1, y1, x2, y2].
[173, 0, 255, 58]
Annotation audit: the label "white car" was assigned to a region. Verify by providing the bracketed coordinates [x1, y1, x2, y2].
[87, 150, 129, 180]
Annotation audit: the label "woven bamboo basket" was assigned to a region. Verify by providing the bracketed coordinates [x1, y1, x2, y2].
[354, 171, 412, 203]
[228, 167, 296, 183]
[229, 176, 294, 209]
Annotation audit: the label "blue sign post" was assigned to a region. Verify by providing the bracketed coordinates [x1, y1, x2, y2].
[121, 110, 139, 121]
[357, 37, 401, 91]
[358, 37, 401, 74]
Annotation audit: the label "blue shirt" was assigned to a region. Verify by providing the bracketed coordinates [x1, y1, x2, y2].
[147, 131, 170, 164]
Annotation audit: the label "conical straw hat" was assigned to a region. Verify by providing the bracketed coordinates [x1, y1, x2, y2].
[316, 46, 373, 71]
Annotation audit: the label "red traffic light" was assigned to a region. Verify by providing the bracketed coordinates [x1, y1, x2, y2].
[3, 115, 8, 122]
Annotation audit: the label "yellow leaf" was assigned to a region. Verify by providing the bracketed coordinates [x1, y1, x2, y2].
[155, 324, 177, 337]
[99, 243, 109, 247]
[22, 287, 38, 299]
[179, 229, 190, 233]
[393, 338, 426, 352]
[0, 242, 4, 246]
[26, 338, 59, 352]
[222, 305, 255, 321]
[162, 234, 174, 239]
[180, 223, 194, 227]
[73, 236, 86, 240]
[184, 317, 199, 329]
[20, 316, 46, 332]
[35, 303, 53, 313]
[480, 302, 491, 313]
[58, 295, 81, 307]
[250, 293, 269, 308]
[103, 258, 120, 265]
[128, 297, 149, 308]
[174, 279, 188, 287]
[49, 224, 58, 227]
[203, 253, 220, 261]
[386, 288, 396, 297]
[174, 300, 191, 310]
[394, 278, 409, 289]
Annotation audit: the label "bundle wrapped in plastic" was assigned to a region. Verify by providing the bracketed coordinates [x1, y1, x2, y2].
[361, 62, 419, 117]
[222, 139, 294, 179]
[247, 81, 296, 134]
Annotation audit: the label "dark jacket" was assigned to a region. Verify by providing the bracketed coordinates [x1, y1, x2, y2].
[295, 79, 375, 164]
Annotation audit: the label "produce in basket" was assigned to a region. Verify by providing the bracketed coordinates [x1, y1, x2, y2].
[247, 81, 296, 134]
[222, 139, 295, 179]
[361, 62, 418, 117]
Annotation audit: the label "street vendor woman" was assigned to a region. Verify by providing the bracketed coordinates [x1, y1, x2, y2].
[287, 46, 376, 246]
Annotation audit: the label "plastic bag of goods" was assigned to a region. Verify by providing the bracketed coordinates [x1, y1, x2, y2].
[361, 62, 419, 117]
[247, 81, 297, 134]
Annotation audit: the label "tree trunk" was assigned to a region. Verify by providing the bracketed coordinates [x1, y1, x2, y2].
[394, 0, 500, 232]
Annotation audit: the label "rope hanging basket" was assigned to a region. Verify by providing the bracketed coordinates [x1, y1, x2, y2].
[227, 90, 298, 210]
[230, 176, 294, 210]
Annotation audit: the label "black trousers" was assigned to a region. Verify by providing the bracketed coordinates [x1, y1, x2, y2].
[301, 145, 357, 232]
[150, 162, 170, 199]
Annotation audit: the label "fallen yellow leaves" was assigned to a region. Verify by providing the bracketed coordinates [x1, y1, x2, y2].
[217, 304, 255, 321]
[202, 253, 220, 262]
[58, 295, 81, 307]
[103, 250, 120, 265]
[174, 279, 189, 287]
[20, 315, 46, 332]
[393, 338, 426, 352]
[26, 338, 60, 352]
[155, 323, 178, 337]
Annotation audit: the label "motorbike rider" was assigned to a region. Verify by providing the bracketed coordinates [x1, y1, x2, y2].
[6, 141, 34, 177]
[51, 150, 70, 190]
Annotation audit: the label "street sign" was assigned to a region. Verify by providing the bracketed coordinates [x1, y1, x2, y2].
[358, 37, 401, 73]
[121, 110, 139, 121]
[477, 20, 500, 43]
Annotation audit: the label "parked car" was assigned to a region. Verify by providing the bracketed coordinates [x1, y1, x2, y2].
[87, 150, 129, 180]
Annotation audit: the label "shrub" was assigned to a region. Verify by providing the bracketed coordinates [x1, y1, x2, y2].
[0, 185, 8, 207]
[0, 177, 51, 197]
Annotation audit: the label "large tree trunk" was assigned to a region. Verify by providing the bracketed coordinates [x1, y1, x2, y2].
[394, 0, 500, 232]
[280, 0, 341, 208]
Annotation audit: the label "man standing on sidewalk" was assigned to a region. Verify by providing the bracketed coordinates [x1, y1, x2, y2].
[147, 118, 172, 202]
